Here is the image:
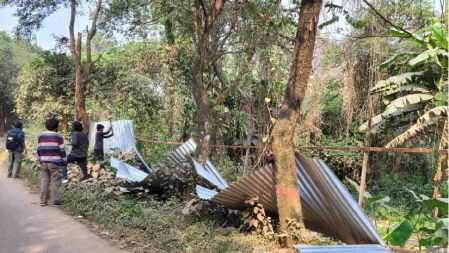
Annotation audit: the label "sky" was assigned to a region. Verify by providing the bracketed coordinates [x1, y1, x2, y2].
[0, 1, 350, 51]
[0, 5, 90, 50]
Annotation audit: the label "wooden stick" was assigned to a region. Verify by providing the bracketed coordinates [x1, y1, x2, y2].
[359, 120, 372, 207]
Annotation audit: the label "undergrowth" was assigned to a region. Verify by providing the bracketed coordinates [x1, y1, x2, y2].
[60, 183, 276, 252]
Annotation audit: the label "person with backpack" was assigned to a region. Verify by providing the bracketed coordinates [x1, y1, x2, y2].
[67, 121, 90, 180]
[94, 122, 114, 160]
[37, 118, 66, 206]
[6, 122, 26, 178]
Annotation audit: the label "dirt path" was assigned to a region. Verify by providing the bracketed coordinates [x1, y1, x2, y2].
[0, 142, 128, 253]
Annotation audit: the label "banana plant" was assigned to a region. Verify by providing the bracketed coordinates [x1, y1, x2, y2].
[360, 22, 448, 148]
[383, 189, 448, 250]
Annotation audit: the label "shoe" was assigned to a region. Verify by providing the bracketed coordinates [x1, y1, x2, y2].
[62, 179, 69, 184]
[7, 175, 11, 178]
[40, 203, 47, 206]
[51, 201, 63, 206]
[14, 175, 20, 178]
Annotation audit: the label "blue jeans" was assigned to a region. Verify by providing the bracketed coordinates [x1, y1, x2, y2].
[62, 166, 68, 180]
[67, 154, 90, 179]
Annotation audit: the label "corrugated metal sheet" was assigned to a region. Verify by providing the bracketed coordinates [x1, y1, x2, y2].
[89, 120, 151, 173]
[196, 165, 277, 212]
[89, 120, 135, 153]
[195, 153, 385, 246]
[167, 138, 197, 166]
[295, 155, 384, 245]
[196, 185, 219, 200]
[294, 244, 392, 253]
[192, 158, 228, 190]
[110, 157, 149, 182]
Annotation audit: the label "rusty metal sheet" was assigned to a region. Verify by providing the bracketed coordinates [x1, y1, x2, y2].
[294, 244, 392, 252]
[195, 153, 385, 246]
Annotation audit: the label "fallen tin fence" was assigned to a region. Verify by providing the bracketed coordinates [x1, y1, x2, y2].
[169, 139, 390, 251]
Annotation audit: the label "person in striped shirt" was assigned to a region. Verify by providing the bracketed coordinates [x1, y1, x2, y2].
[37, 118, 67, 206]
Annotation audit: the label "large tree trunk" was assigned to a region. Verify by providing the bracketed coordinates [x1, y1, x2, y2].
[70, 0, 102, 133]
[192, 53, 212, 165]
[433, 120, 448, 217]
[272, 0, 322, 247]
[191, 0, 225, 165]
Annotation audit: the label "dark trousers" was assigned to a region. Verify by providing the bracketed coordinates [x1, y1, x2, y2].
[94, 149, 104, 160]
[8, 151, 23, 177]
[67, 154, 90, 179]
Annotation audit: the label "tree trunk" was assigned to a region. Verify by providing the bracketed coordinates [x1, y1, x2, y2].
[70, 0, 102, 134]
[272, 0, 322, 247]
[73, 32, 88, 132]
[433, 120, 448, 217]
[192, 55, 212, 165]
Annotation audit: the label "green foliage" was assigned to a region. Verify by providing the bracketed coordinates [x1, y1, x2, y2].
[361, 22, 449, 148]
[0, 31, 39, 129]
[384, 219, 413, 247]
[383, 190, 448, 249]
[15, 52, 74, 127]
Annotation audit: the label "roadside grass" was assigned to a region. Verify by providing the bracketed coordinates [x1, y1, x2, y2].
[60, 182, 276, 252]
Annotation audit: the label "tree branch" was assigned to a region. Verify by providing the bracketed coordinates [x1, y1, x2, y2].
[214, 37, 261, 106]
[85, 0, 103, 77]
[69, 0, 79, 65]
[362, 0, 420, 41]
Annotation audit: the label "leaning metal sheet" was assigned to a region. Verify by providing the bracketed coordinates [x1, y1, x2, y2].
[196, 154, 385, 245]
[192, 158, 228, 190]
[167, 138, 197, 166]
[294, 244, 392, 253]
[202, 165, 277, 213]
[89, 120, 135, 153]
[295, 154, 384, 245]
[89, 120, 151, 173]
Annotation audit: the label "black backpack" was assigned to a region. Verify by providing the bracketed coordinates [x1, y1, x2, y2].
[6, 131, 20, 151]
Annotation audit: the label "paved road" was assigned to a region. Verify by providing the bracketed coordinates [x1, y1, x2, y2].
[0, 144, 127, 253]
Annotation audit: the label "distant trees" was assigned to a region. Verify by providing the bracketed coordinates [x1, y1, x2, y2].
[0, 31, 38, 134]
[3, 0, 104, 132]
[15, 52, 74, 130]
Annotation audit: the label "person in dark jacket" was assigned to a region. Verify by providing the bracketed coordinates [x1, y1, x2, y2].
[7, 122, 26, 178]
[94, 122, 114, 160]
[66, 121, 90, 180]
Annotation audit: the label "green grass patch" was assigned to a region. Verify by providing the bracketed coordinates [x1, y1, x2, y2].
[60, 183, 275, 252]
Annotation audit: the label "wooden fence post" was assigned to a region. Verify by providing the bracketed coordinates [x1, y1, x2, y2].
[242, 129, 252, 178]
[358, 119, 372, 208]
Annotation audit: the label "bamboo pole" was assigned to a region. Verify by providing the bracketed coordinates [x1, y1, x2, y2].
[358, 120, 372, 207]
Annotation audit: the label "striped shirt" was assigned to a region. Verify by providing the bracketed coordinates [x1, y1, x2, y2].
[37, 131, 67, 166]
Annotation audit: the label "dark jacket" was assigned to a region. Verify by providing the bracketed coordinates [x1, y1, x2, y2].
[94, 127, 113, 151]
[71, 131, 89, 158]
[7, 128, 25, 152]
